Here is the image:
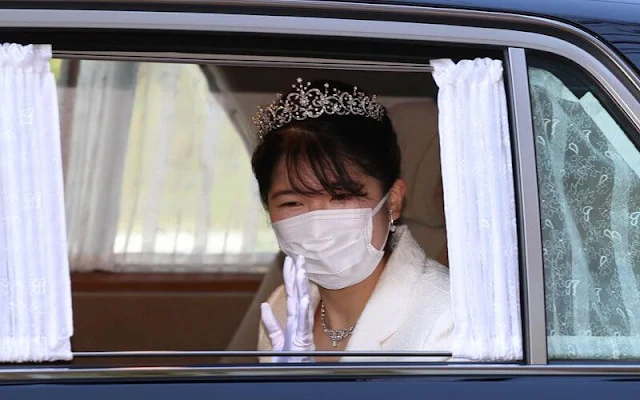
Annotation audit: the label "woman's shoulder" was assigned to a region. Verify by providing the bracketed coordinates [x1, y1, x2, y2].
[395, 227, 452, 336]
[406, 257, 451, 328]
[391, 225, 450, 297]
[384, 250, 452, 352]
[411, 259, 453, 349]
[417, 257, 450, 297]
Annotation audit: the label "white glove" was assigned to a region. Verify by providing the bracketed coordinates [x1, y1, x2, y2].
[261, 255, 315, 362]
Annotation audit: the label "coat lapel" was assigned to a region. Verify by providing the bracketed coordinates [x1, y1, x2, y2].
[343, 226, 426, 353]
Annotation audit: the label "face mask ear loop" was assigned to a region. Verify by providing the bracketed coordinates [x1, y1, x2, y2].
[372, 192, 390, 215]
[372, 193, 394, 242]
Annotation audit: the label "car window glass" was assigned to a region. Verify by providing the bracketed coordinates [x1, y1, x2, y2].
[528, 51, 640, 360]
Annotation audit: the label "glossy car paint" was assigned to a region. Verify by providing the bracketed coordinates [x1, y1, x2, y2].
[384, 0, 640, 72]
[3, 374, 640, 399]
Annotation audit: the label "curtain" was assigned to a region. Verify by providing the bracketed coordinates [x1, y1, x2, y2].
[64, 61, 137, 271]
[61, 61, 277, 272]
[0, 43, 73, 362]
[530, 67, 640, 359]
[114, 63, 274, 271]
[431, 58, 522, 360]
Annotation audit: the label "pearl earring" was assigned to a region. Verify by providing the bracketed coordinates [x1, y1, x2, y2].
[389, 209, 396, 233]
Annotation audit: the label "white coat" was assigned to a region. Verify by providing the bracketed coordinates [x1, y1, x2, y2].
[257, 225, 453, 362]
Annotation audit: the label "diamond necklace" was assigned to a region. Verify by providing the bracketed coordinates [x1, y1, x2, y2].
[320, 301, 356, 347]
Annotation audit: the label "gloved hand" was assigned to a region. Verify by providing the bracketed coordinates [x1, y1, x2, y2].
[260, 255, 315, 362]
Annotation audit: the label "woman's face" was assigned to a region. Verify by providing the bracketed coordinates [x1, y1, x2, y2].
[267, 158, 405, 250]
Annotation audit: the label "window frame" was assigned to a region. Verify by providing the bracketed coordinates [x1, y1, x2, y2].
[1, 0, 640, 380]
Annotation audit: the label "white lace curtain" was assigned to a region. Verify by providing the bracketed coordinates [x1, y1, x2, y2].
[431, 58, 522, 361]
[63, 61, 277, 272]
[530, 67, 640, 359]
[0, 44, 73, 362]
[64, 60, 137, 271]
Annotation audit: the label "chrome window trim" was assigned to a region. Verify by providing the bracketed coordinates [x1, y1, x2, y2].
[4, 364, 640, 381]
[505, 48, 547, 365]
[53, 52, 436, 72]
[70, 350, 452, 358]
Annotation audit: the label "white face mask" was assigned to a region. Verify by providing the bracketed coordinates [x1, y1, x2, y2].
[272, 194, 390, 290]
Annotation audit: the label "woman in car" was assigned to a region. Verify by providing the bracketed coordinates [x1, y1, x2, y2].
[252, 78, 452, 362]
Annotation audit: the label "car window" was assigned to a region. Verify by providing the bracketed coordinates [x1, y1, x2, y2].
[56, 57, 487, 361]
[528, 51, 640, 360]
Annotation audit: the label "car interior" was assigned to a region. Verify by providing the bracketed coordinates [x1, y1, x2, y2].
[57, 43, 503, 365]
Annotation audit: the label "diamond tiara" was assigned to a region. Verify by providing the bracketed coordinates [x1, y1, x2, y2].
[252, 78, 386, 139]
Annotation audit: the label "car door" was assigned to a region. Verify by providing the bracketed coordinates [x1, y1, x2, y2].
[1, 1, 640, 399]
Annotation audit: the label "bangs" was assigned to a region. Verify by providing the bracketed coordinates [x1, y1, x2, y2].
[281, 127, 367, 199]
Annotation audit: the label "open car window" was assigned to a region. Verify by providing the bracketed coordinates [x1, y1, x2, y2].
[53, 59, 454, 363]
[37, 50, 524, 365]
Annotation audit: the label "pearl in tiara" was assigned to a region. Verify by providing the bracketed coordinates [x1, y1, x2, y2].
[252, 78, 385, 140]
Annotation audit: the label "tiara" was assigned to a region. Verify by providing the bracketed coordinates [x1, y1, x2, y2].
[252, 78, 385, 139]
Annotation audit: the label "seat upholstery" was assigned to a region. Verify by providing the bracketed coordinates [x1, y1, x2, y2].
[222, 98, 447, 360]
[389, 99, 448, 265]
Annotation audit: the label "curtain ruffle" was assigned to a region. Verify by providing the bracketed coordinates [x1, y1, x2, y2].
[0, 43, 51, 72]
[431, 58, 503, 86]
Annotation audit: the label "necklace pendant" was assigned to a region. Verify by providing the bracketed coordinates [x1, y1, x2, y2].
[320, 301, 355, 349]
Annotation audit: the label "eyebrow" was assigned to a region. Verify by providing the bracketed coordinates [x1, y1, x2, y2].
[269, 189, 298, 200]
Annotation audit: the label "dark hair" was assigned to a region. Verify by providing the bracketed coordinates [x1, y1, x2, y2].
[251, 80, 401, 206]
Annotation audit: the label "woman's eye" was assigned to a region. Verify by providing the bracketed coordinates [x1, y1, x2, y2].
[280, 201, 302, 208]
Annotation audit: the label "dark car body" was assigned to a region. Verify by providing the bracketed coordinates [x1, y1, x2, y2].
[1, 0, 640, 398]
[391, 0, 640, 71]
